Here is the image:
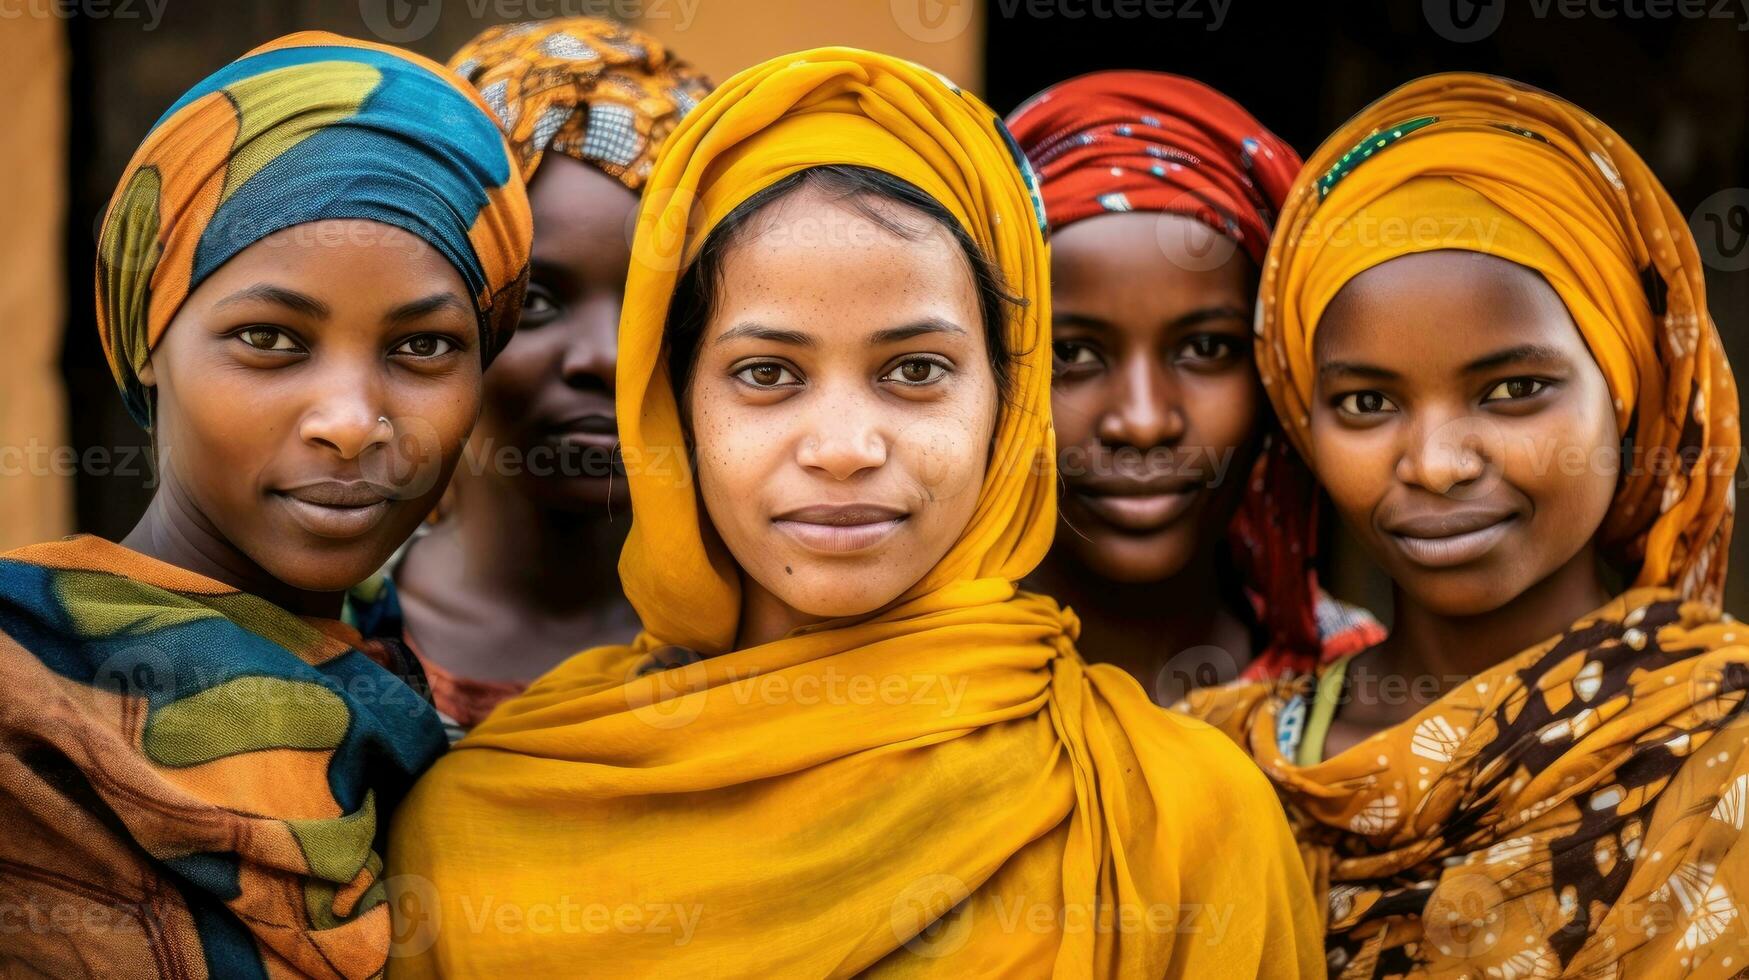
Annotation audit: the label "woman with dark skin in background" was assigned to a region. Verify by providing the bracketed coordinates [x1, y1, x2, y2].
[1183, 75, 1749, 977]
[391, 49, 1322, 977]
[0, 33, 530, 979]
[347, 19, 710, 735]
[1008, 72, 1381, 704]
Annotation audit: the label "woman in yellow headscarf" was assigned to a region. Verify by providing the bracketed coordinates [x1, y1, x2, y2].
[1181, 74, 1746, 977]
[389, 48, 1321, 977]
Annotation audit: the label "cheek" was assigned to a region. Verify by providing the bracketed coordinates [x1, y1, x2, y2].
[1504, 400, 1621, 513]
[1182, 372, 1260, 452]
[1310, 416, 1392, 521]
[687, 389, 786, 524]
[161, 370, 286, 497]
[1050, 384, 1100, 446]
[479, 345, 549, 428]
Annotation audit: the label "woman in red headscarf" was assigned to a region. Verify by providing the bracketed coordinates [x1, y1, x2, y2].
[1009, 72, 1381, 704]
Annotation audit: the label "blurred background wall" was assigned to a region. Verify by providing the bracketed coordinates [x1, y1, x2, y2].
[15, 0, 1749, 615]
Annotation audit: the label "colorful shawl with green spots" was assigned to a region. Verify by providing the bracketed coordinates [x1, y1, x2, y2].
[0, 535, 445, 978]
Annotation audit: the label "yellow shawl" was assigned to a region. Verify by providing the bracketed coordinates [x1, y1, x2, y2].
[1184, 74, 1748, 978]
[389, 49, 1320, 978]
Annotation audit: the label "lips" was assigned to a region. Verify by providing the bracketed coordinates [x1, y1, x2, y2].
[1382, 509, 1519, 569]
[1069, 474, 1204, 534]
[772, 504, 908, 555]
[273, 481, 393, 540]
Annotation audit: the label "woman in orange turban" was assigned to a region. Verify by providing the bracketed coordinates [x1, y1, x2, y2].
[1182, 74, 1746, 978]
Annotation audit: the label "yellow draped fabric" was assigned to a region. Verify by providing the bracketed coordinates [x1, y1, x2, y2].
[1184, 74, 1749, 978]
[389, 48, 1321, 978]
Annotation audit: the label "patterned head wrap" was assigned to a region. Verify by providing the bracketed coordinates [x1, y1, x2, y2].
[96, 31, 532, 428]
[1257, 73, 1737, 604]
[1007, 70, 1299, 264]
[449, 18, 712, 188]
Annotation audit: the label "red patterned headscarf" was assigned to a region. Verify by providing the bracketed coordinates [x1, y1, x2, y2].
[1009, 71, 1377, 678]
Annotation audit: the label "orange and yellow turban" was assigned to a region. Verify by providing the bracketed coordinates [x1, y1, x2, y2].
[96, 32, 532, 427]
[1256, 73, 1737, 605]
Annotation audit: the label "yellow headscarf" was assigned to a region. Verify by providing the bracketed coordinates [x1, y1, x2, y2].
[389, 49, 1320, 978]
[1257, 73, 1736, 605]
[1184, 74, 1749, 979]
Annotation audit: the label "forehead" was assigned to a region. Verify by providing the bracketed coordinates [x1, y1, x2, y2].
[707, 188, 979, 326]
[1314, 249, 1589, 366]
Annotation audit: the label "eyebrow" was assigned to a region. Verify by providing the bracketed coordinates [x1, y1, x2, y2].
[214, 284, 330, 319]
[385, 293, 473, 325]
[1318, 360, 1400, 382]
[1053, 306, 1249, 333]
[869, 318, 967, 345]
[1462, 343, 1570, 374]
[1318, 343, 1573, 382]
[714, 323, 817, 347]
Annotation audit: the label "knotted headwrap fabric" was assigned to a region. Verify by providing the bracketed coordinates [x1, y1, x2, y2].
[96, 31, 532, 428]
[1006, 70, 1300, 265]
[1009, 71, 1379, 675]
[1256, 72, 1737, 604]
[389, 48, 1322, 978]
[448, 17, 712, 189]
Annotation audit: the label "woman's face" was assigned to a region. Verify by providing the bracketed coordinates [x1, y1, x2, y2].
[686, 185, 997, 622]
[1309, 249, 1619, 617]
[1049, 212, 1260, 583]
[143, 218, 482, 593]
[473, 155, 636, 509]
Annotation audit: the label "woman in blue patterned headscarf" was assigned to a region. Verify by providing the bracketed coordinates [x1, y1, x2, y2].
[0, 31, 529, 979]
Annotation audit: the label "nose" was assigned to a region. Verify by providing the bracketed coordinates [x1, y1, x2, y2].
[560, 302, 618, 392]
[795, 387, 889, 481]
[1397, 412, 1492, 495]
[1095, 353, 1185, 449]
[299, 367, 391, 460]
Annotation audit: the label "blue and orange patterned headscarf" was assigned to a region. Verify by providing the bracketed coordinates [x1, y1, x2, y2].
[96, 31, 533, 427]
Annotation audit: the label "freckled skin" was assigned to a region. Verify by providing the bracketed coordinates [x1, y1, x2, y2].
[127, 219, 482, 612]
[1310, 250, 1619, 754]
[684, 185, 997, 648]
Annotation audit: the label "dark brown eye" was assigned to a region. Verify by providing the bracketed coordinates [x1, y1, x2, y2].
[1052, 341, 1099, 368]
[239, 327, 297, 352]
[735, 362, 799, 387]
[1180, 335, 1238, 361]
[885, 358, 946, 385]
[394, 335, 454, 358]
[1484, 378, 1547, 402]
[1338, 391, 1396, 415]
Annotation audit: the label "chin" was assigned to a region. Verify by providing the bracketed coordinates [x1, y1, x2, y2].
[254, 550, 381, 595]
[1394, 570, 1523, 619]
[531, 475, 630, 511]
[1067, 531, 1194, 584]
[767, 570, 905, 621]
